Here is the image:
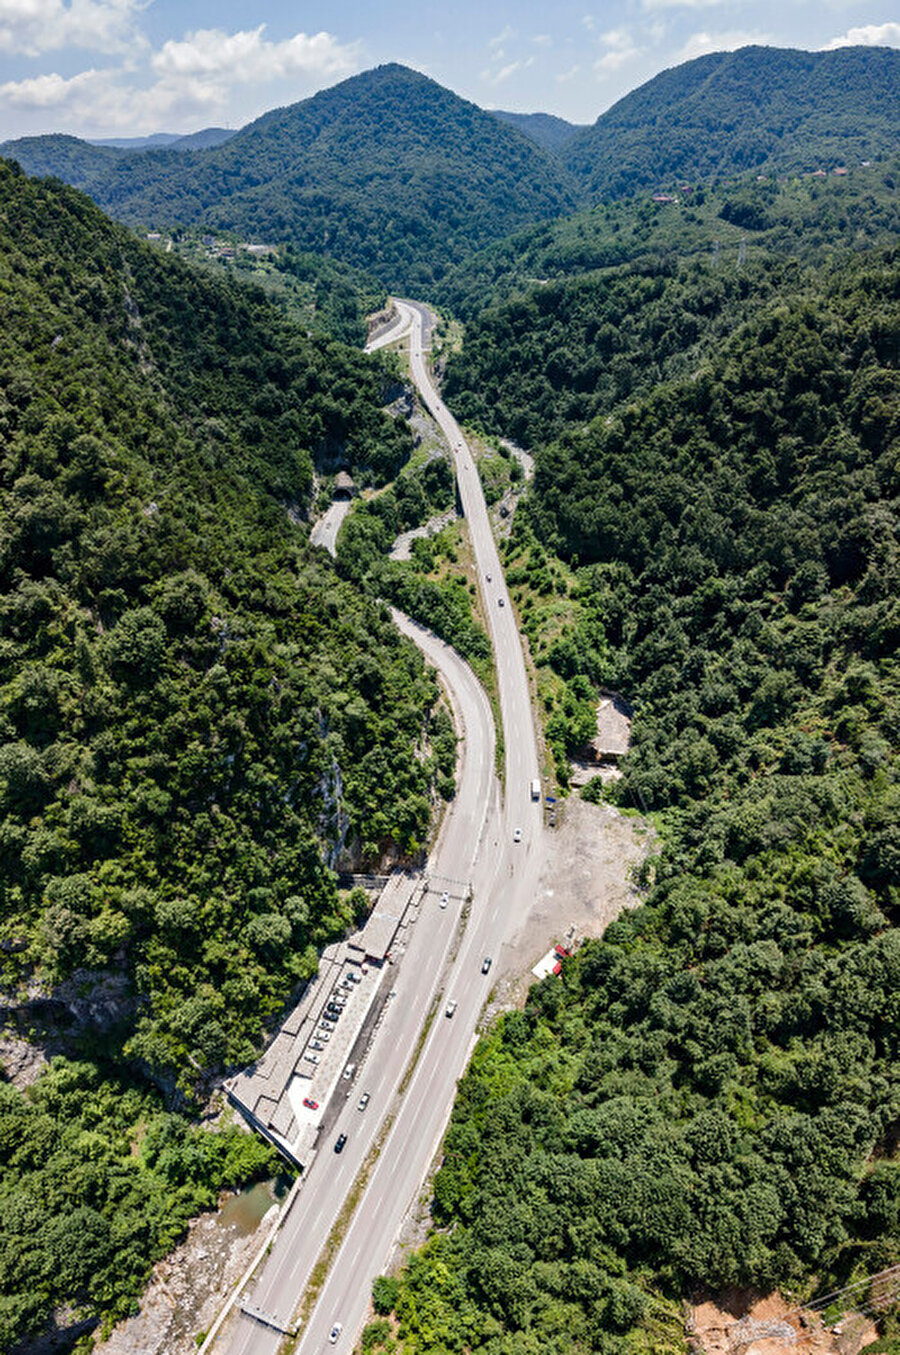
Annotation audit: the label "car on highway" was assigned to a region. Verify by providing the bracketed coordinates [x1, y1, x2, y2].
[445, 1000, 458, 1018]
[334, 1134, 347, 1154]
[358, 1092, 370, 1111]
[481, 957, 492, 974]
[513, 826, 522, 843]
[440, 890, 449, 909]
[329, 1323, 343, 1344]
[302, 1097, 319, 1110]
[498, 597, 505, 606]
[486, 572, 492, 582]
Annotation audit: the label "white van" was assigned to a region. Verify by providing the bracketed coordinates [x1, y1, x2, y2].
[530, 779, 541, 801]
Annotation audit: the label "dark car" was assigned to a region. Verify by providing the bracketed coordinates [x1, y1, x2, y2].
[334, 1133, 347, 1153]
[481, 957, 492, 975]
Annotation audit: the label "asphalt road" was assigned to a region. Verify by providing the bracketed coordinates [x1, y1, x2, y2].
[217, 299, 544, 1355]
[310, 498, 352, 556]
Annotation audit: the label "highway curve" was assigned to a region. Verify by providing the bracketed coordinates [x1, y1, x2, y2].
[216, 299, 545, 1355]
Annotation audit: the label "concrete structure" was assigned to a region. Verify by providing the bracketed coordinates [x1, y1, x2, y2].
[226, 872, 422, 1167]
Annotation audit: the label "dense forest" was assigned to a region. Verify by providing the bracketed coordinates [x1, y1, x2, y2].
[6, 48, 900, 301]
[1, 66, 576, 293]
[0, 160, 452, 1350]
[364, 235, 900, 1352]
[436, 163, 900, 322]
[563, 44, 900, 198]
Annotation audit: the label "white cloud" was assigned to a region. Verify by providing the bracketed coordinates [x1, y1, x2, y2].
[0, 0, 142, 56]
[823, 21, 900, 49]
[152, 27, 357, 87]
[532, 34, 552, 46]
[643, 0, 726, 9]
[0, 25, 361, 136]
[488, 24, 515, 49]
[481, 55, 535, 85]
[675, 28, 770, 61]
[0, 65, 102, 106]
[595, 26, 641, 72]
[556, 64, 581, 82]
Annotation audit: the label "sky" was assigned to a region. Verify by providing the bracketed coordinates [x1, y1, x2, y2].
[0, 0, 897, 141]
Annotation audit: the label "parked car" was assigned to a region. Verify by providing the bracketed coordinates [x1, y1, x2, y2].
[481, 956, 492, 974]
[342, 1063, 356, 1080]
[302, 1097, 319, 1110]
[357, 1092, 371, 1111]
[320, 1020, 335, 1031]
[334, 1134, 347, 1154]
[347, 972, 361, 984]
[446, 1000, 458, 1018]
[310, 1039, 325, 1051]
[329, 1323, 343, 1344]
[305, 1052, 320, 1064]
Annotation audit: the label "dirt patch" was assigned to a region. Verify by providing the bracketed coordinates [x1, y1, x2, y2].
[496, 794, 651, 1007]
[690, 1289, 878, 1355]
[91, 1191, 280, 1355]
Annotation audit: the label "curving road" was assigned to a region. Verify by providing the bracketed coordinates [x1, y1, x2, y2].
[216, 299, 544, 1355]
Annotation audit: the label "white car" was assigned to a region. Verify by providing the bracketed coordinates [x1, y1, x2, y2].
[329, 1321, 343, 1344]
[513, 827, 522, 843]
[440, 890, 449, 909]
[446, 1000, 458, 1018]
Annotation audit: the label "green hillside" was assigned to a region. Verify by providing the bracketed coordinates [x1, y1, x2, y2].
[437, 164, 900, 447]
[565, 44, 900, 198]
[0, 160, 453, 1349]
[372, 245, 900, 1355]
[491, 110, 586, 153]
[2, 65, 577, 291]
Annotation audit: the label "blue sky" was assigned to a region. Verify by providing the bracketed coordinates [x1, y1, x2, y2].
[0, 0, 897, 140]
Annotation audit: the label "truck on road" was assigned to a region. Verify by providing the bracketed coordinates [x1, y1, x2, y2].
[530, 779, 541, 801]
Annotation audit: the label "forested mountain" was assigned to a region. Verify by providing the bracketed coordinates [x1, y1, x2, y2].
[564, 44, 900, 198]
[437, 161, 900, 322]
[1, 65, 576, 291]
[372, 245, 900, 1355]
[491, 110, 586, 152]
[88, 127, 236, 152]
[438, 164, 900, 447]
[0, 160, 453, 1350]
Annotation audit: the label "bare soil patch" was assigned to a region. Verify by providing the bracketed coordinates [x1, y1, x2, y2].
[690, 1289, 878, 1355]
[495, 793, 651, 1008]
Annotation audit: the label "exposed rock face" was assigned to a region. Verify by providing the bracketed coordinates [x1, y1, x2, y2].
[92, 1192, 281, 1355]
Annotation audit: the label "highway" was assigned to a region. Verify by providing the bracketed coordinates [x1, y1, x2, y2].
[217, 299, 543, 1355]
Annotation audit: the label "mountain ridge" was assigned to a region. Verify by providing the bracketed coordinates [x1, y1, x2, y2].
[1, 64, 576, 289]
[565, 43, 900, 196]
